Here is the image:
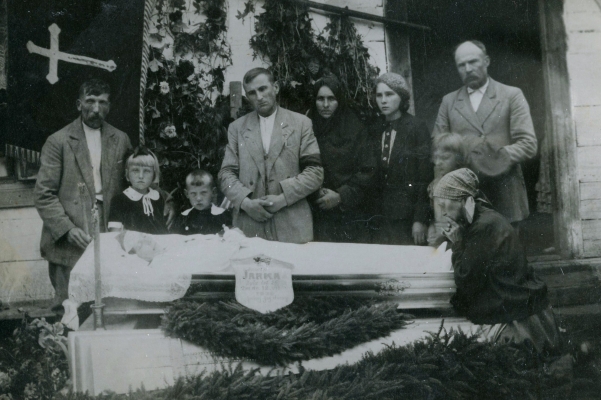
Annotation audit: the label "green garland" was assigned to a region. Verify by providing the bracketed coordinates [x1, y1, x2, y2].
[55, 326, 574, 400]
[162, 297, 410, 366]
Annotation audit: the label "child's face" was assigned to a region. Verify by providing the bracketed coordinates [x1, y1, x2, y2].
[185, 183, 214, 211]
[127, 163, 154, 193]
[433, 150, 459, 178]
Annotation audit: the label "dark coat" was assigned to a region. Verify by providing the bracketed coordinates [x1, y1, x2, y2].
[172, 205, 232, 235]
[450, 203, 549, 325]
[34, 117, 132, 267]
[371, 113, 433, 224]
[308, 105, 377, 242]
[108, 191, 169, 235]
[308, 106, 376, 210]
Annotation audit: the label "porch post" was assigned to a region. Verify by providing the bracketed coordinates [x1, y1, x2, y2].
[538, 0, 583, 258]
[384, 0, 415, 115]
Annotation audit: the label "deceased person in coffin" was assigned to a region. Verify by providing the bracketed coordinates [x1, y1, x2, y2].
[62, 224, 453, 329]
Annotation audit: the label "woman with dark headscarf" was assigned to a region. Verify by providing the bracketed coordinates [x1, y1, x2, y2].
[307, 75, 377, 243]
[370, 72, 433, 245]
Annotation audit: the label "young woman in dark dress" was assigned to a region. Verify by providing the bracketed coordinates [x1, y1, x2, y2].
[108, 146, 169, 234]
[370, 72, 433, 245]
[307, 75, 377, 243]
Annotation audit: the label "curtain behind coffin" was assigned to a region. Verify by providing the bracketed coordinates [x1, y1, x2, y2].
[4, 0, 147, 173]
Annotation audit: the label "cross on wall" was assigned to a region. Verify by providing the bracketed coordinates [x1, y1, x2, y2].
[26, 23, 117, 84]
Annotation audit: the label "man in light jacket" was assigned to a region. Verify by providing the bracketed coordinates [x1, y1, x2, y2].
[433, 40, 537, 226]
[219, 68, 324, 243]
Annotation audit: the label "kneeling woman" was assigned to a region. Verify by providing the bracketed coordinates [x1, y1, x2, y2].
[434, 168, 563, 356]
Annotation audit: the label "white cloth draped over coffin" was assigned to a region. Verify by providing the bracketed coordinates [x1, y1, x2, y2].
[68, 231, 453, 305]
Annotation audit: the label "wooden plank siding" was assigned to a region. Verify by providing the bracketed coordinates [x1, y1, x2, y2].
[563, 0, 601, 257]
[539, 0, 583, 258]
[0, 207, 53, 304]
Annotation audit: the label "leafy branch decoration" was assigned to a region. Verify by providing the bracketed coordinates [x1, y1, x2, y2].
[247, 0, 380, 121]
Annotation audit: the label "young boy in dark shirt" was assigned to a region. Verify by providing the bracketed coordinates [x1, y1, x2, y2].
[173, 169, 232, 235]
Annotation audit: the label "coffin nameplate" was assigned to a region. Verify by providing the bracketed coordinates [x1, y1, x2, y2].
[232, 255, 294, 313]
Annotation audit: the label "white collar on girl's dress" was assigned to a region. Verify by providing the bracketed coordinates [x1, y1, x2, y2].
[124, 187, 160, 216]
[181, 204, 225, 216]
[124, 187, 160, 201]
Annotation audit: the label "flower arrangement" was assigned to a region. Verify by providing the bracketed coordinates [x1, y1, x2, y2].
[143, 0, 234, 206]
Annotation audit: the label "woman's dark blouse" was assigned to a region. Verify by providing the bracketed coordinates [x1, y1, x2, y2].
[108, 192, 168, 234]
[450, 203, 549, 325]
[371, 113, 433, 224]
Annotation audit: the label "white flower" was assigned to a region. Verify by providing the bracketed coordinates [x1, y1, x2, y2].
[159, 81, 170, 94]
[0, 371, 10, 389]
[163, 125, 177, 138]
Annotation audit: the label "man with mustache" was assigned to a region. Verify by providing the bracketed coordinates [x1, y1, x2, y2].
[433, 40, 537, 230]
[34, 79, 132, 315]
[219, 68, 323, 243]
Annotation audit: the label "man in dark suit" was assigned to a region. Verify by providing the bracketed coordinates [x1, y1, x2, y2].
[219, 68, 323, 243]
[433, 40, 537, 226]
[35, 79, 131, 314]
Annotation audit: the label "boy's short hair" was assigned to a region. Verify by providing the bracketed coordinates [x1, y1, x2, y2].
[432, 132, 468, 166]
[124, 146, 160, 185]
[185, 169, 215, 189]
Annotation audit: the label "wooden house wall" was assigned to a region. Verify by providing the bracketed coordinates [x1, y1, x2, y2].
[564, 0, 601, 257]
[0, 207, 53, 304]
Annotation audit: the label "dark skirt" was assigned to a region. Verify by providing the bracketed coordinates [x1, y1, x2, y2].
[369, 217, 413, 245]
[313, 209, 371, 244]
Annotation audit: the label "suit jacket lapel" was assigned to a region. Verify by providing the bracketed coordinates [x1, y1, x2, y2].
[241, 112, 266, 177]
[265, 108, 287, 175]
[476, 79, 500, 126]
[453, 87, 485, 134]
[101, 122, 117, 194]
[67, 117, 96, 200]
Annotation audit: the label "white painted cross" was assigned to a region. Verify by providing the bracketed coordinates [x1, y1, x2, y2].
[26, 23, 117, 84]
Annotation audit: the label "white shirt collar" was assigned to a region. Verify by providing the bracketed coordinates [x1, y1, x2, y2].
[258, 107, 277, 122]
[82, 121, 101, 134]
[123, 187, 160, 201]
[467, 78, 489, 95]
[181, 204, 226, 216]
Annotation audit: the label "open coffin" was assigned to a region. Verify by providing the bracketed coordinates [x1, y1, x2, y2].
[67, 231, 465, 395]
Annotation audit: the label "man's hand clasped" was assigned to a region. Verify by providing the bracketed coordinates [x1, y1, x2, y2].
[241, 194, 287, 222]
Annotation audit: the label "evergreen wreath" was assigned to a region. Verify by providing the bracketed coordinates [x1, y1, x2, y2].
[52, 325, 576, 400]
[162, 297, 410, 366]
